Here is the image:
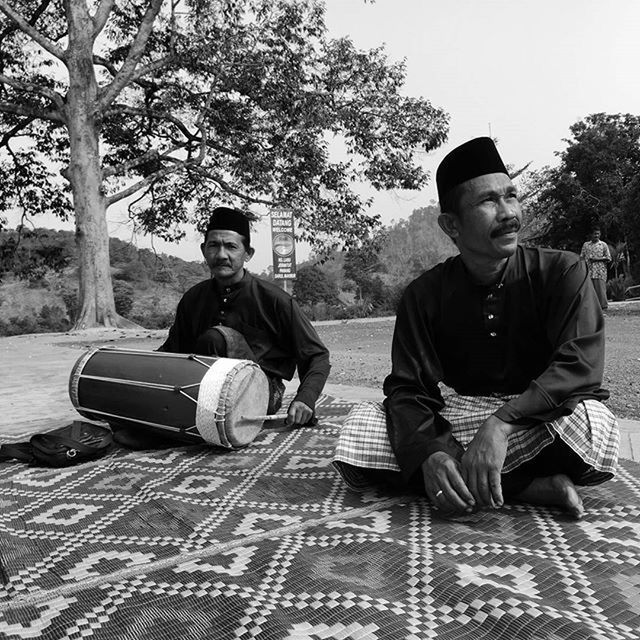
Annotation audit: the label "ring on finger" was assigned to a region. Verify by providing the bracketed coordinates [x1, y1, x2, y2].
[435, 490, 444, 498]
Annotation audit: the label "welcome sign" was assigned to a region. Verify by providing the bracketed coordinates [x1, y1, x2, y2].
[270, 209, 297, 281]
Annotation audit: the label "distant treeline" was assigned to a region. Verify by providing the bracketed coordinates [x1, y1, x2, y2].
[0, 227, 209, 335]
[0, 207, 457, 334]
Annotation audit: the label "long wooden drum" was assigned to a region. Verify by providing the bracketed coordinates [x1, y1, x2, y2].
[68, 348, 270, 448]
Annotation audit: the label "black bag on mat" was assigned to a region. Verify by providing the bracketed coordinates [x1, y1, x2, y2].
[0, 421, 113, 467]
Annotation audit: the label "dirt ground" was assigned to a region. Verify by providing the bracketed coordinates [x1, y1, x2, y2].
[314, 308, 640, 421]
[6, 306, 637, 425]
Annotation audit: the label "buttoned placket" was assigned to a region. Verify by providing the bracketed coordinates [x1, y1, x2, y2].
[216, 285, 233, 324]
[220, 286, 232, 319]
[484, 282, 504, 338]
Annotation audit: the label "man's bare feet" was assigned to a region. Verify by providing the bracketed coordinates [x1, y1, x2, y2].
[515, 474, 584, 519]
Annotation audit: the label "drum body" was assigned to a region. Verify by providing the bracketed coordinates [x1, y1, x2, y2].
[69, 348, 269, 448]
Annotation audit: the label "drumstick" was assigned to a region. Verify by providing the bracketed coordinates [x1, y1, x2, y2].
[241, 413, 288, 422]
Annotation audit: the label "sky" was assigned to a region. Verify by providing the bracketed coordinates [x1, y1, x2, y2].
[6, 0, 640, 272]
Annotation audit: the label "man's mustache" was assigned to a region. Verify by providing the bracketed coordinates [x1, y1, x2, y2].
[212, 260, 231, 267]
[491, 221, 520, 238]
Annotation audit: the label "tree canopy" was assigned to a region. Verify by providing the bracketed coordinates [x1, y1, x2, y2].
[527, 113, 640, 278]
[0, 0, 449, 326]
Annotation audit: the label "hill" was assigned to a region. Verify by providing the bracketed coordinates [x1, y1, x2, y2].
[0, 227, 210, 335]
[0, 207, 456, 334]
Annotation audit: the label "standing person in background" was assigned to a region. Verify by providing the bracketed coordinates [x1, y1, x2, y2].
[580, 227, 611, 310]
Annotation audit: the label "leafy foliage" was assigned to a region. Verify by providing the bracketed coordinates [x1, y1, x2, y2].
[0, 227, 75, 282]
[299, 205, 456, 317]
[0, 226, 209, 333]
[292, 264, 338, 306]
[527, 113, 640, 279]
[0, 0, 449, 251]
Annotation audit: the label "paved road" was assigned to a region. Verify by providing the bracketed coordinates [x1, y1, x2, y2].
[1, 329, 638, 462]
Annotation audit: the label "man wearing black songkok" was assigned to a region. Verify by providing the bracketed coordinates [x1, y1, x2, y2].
[115, 207, 330, 449]
[334, 137, 619, 519]
[158, 206, 330, 424]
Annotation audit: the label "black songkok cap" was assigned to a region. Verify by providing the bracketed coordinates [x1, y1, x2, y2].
[436, 137, 509, 207]
[205, 207, 251, 245]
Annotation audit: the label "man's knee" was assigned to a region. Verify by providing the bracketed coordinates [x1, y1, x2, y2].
[195, 326, 256, 360]
[195, 328, 229, 356]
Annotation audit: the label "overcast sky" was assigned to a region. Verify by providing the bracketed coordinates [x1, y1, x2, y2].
[8, 0, 640, 271]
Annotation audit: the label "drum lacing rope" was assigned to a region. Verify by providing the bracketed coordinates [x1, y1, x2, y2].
[188, 355, 213, 369]
[173, 383, 200, 405]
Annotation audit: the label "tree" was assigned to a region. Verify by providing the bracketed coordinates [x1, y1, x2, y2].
[527, 113, 640, 278]
[343, 231, 385, 302]
[0, 0, 449, 328]
[379, 205, 455, 281]
[292, 263, 338, 306]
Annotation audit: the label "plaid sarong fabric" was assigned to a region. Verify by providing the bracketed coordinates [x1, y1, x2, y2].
[333, 390, 619, 489]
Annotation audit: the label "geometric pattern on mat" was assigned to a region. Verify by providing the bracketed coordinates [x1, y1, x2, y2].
[1, 395, 639, 640]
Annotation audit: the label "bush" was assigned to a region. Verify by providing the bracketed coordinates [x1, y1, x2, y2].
[607, 275, 634, 302]
[113, 260, 148, 284]
[130, 309, 175, 330]
[61, 286, 78, 323]
[0, 304, 70, 336]
[153, 268, 175, 284]
[113, 280, 135, 316]
[37, 305, 71, 332]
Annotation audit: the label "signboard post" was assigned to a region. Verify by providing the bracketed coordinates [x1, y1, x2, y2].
[270, 209, 297, 294]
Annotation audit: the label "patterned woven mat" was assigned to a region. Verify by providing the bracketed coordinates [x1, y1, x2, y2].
[1, 395, 639, 639]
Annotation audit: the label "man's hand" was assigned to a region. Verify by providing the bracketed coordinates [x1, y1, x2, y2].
[461, 415, 514, 509]
[422, 451, 476, 514]
[286, 400, 313, 427]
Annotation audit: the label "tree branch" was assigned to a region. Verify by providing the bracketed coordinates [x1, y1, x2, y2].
[0, 73, 65, 112]
[98, 0, 165, 109]
[0, 0, 51, 44]
[105, 103, 198, 141]
[106, 161, 187, 206]
[0, 0, 65, 60]
[106, 137, 208, 207]
[129, 55, 174, 83]
[0, 100, 63, 122]
[0, 117, 35, 148]
[186, 164, 276, 206]
[102, 143, 184, 178]
[93, 54, 117, 77]
[92, 0, 115, 38]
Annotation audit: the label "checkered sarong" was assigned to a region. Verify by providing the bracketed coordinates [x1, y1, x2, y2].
[333, 390, 619, 489]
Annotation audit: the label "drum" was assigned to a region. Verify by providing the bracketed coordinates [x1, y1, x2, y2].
[68, 348, 270, 448]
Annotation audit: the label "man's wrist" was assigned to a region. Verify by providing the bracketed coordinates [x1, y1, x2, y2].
[485, 414, 520, 437]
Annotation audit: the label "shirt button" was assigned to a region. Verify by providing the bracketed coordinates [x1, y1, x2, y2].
[220, 310, 225, 316]
[490, 331, 497, 337]
[225, 288, 231, 293]
[488, 314, 495, 320]
[223, 298, 228, 303]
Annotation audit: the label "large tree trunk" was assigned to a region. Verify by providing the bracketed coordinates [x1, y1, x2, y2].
[64, 0, 132, 329]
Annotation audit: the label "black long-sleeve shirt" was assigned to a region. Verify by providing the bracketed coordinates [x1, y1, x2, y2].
[383, 246, 608, 481]
[159, 271, 330, 409]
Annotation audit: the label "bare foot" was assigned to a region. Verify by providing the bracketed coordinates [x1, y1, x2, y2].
[514, 474, 584, 519]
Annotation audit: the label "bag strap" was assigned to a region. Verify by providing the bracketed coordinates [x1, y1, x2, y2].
[0, 442, 35, 463]
[31, 433, 104, 457]
[1, 422, 112, 466]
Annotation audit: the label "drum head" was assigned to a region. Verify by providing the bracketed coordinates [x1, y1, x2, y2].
[222, 364, 270, 447]
[196, 359, 269, 448]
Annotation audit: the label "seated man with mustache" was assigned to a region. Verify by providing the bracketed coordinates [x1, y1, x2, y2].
[161, 207, 330, 421]
[114, 207, 330, 450]
[334, 137, 619, 519]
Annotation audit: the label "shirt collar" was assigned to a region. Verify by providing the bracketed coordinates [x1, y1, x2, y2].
[212, 269, 252, 293]
[456, 249, 516, 289]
